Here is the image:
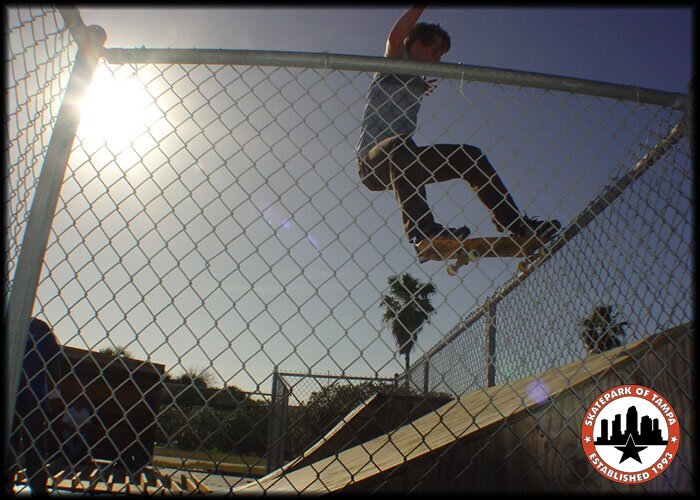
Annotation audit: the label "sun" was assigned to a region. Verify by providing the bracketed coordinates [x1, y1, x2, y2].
[77, 65, 159, 149]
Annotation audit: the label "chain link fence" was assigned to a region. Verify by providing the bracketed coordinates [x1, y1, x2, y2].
[5, 5, 693, 494]
[5, 5, 76, 305]
[266, 371, 399, 473]
[405, 118, 692, 396]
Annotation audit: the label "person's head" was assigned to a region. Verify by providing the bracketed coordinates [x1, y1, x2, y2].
[30, 317, 52, 336]
[405, 22, 451, 62]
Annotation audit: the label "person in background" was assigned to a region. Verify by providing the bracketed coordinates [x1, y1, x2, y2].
[45, 389, 66, 467]
[6, 318, 62, 495]
[61, 393, 93, 469]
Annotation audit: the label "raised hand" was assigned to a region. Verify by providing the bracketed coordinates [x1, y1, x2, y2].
[423, 78, 438, 96]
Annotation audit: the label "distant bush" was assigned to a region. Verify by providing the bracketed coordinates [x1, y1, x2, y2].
[155, 397, 269, 456]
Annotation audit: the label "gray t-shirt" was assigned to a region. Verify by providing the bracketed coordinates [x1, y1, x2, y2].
[356, 56, 426, 159]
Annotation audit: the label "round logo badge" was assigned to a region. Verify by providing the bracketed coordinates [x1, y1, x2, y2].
[581, 384, 680, 484]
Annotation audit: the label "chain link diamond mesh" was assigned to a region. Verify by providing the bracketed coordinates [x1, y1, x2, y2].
[5, 5, 693, 495]
[5, 5, 76, 302]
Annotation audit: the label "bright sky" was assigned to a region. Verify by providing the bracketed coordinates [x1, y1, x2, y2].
[16, 7, 692, 395]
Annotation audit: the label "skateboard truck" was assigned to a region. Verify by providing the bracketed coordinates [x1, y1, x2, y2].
[446, 248, 480, 276]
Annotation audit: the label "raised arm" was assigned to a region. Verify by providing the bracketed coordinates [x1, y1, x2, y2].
[385, 5, 426, 58]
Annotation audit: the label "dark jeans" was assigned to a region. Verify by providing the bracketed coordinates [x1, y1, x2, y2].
[358, 135, 521, 241]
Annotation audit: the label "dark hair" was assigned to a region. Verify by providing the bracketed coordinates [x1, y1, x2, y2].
[30, 317, 51, 336]
[405, 22, 451, 53]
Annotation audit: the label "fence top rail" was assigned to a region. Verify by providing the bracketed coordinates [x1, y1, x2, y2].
[102, 48, 689, 110]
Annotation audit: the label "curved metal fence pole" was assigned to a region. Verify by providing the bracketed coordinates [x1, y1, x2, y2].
[3, 18, 106, 469]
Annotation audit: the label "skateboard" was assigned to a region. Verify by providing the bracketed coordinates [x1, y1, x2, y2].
[415, 235, 549, 276]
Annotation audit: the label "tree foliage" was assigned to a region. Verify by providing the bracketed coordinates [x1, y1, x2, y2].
[286, 381, 394, 457]
[175, 366, 215, 388]
[155, 397, 269, 456]
[155, 378, 453, 462]
[97, 345, 133, 358]
[579, 304, 629, 353]
[380, 273, 436, 376]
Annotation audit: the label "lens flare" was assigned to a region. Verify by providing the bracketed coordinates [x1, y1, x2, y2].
[526, 378, 550, 405]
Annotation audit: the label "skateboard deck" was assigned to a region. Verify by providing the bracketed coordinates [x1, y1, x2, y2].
[415, 236, 548, 275]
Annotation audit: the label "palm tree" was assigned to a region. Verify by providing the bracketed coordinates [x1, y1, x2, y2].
[579, 304, 629, 354]
[380, 273, 437, 384]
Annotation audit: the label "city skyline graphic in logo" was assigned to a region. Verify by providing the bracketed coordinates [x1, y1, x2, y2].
[594, 404, 667, 465]
[581, 384, 680, 484]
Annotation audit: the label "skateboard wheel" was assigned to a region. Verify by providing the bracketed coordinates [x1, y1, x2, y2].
[517, 260, 529, 273]
[467, 249, 480, 261]
[446, 264, 458, 276]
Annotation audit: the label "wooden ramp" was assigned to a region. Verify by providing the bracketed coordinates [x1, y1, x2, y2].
[283, 392, 451, 474]
[11, 461, 211, 495]
[234, 322, 694, 494]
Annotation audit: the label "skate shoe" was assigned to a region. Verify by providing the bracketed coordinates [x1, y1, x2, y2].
[508, 215, 561, 242]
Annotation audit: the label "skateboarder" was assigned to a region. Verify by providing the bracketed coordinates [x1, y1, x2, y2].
[356, 5, 560, 246]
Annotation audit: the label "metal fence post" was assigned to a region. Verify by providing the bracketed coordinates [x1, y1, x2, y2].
[266, 368, 289, 473]
[486, 300, 497, 387]
[423, 359, 430, 395]
[3, 17, 106, 467]
[266, 367, 279, 473]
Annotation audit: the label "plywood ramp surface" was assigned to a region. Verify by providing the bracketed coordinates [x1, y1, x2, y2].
[233, 323, 693, 494]
[279, 392, 451, 475]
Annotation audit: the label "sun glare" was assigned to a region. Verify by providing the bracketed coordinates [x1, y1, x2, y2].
[77, 66, 158, 149]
